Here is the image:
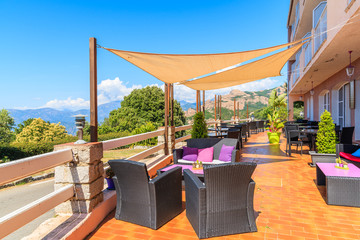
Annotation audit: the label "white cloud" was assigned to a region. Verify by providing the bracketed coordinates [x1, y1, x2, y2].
[40, 76, 284, 110]
[43, 97, 90, 110]
[97, 77, 142, 105]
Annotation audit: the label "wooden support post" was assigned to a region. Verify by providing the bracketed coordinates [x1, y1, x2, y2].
[237, 102, 240, 119]
[219, 95, 222, 120]
[89, 37, 98, 142]
[196, 90, 199, 113]
[202, 90, 205, 113]
[233, 98, 236, 121]
[214, 94, 217, 121]
[164, 83, 169, 155]
[246, 103, 249, 118]
[170, 84, 175, 152]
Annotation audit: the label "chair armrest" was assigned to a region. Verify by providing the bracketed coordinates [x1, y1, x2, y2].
[173, 149, 183, 164]
[247, 179, 257, 232]
[231, 149, 240, 162]
[149, 166, 183, 229]
[183, 169, 206, 238]
[336, 144, 360, 158]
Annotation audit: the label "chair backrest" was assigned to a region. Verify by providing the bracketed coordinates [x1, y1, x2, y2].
[108, 160, 151, 205]
[249, 122, 256, 130]
[220, 123, 228, 127]
[203, 163, 257, 227]
[285, 125, 298, 141]
[340, 127, 354, 144]
[241, 124, 247, 136]
[257, 121, 265, 128]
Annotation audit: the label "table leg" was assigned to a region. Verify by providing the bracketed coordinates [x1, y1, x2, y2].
[316, 165, 326, 185]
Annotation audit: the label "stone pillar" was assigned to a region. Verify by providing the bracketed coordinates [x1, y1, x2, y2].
[54, 142, 104, 214]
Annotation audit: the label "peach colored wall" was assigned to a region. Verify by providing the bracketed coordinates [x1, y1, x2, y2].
[302, 57, 360, 123]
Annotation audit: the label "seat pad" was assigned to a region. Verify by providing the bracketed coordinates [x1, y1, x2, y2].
[340, 152, 360, 162]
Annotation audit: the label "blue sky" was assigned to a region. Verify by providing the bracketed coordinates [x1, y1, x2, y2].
[0, 0, 290, 110]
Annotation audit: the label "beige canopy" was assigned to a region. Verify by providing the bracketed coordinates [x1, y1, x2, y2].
[182, 42, 304, 90]
[104, 39, 305, 85]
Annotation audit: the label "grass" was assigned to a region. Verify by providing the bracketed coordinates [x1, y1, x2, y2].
[102, 148, 145, 162]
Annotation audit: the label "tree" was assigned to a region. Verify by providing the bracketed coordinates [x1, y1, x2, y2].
[102, 86, 186, 133]
[15, 118, 68, 143]
[0, 109, 15, 143]
[15, 118, 35, 134]
[191, 112, 208, 139]
[316, 110, 336, 154]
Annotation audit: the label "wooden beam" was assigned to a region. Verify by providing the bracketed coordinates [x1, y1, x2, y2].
[89, 37, 98, 142]
[237, 102, 240, 119]
[219, 95, 222, 120]
[0, 149, 73, 186]
[233, 98, 236, 121]
[214, 94, 217, 121]
[196, 90, 199, 113]
[170, 84, 175, 151]
[164, 83, 169, 155]
[0, 185, 74, 239]
[202, 90, 205, 113]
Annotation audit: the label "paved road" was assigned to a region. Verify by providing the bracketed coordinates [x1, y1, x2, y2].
[0, 179, 55, 240]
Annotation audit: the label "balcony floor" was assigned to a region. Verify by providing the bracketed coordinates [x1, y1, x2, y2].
[88, 131, 360, 240]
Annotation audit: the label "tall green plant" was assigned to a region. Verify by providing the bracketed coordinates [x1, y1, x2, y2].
[191, 112, 208, 139]
[316, 110, 336, 154]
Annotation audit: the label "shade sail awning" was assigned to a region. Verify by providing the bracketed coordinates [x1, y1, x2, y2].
[103, 39, 305, 84]
[182, 42, 305, 90]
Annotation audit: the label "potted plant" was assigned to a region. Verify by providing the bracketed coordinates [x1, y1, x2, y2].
[191, 112, 208, 139]
[104, 167, 115, 190]
[309, 110, 337, 165]
[267, 111, 284, 144]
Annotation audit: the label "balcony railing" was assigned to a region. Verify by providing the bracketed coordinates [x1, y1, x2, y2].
[314, 7, 327, 54]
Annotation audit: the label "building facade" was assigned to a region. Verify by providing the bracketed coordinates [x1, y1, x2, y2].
[287, 0, 360, 141]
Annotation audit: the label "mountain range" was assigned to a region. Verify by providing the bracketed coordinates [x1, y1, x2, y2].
[7, 84, 286, 135]
[7, 101, 121, 135]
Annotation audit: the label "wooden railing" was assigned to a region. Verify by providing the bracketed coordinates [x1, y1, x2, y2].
[0, 149, 75, 239]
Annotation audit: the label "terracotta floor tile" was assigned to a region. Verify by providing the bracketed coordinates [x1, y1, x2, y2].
[87, 132, 360, 240]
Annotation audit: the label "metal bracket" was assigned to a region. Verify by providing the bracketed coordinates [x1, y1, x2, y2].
[68, 151, 80, 167]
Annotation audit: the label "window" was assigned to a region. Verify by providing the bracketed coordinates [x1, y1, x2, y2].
[324, 92, 330, 111]
[291, 2, 300, 40]
[313, 2, 327, 53]
[338, 86, 345, 128]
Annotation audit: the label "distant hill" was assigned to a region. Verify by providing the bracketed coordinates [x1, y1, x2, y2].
[179, 100, 197, 111]
[8, 101, 121, 135]
[184, 84, 287, 119]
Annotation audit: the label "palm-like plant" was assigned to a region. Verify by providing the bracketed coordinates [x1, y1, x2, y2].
[267, 89, 286, 132]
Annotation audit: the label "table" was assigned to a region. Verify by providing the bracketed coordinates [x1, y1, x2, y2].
[316, 163, 360, 207]
[158, 164, 204, 180]
[208, 132, 228, 138]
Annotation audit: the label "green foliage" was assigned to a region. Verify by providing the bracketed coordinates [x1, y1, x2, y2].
[131, 122, 158, 146]
[101, 86, 186, 133]
[0, 156, 10, 164]
[267, 111, 284, 133]
[15, 118, 35, 134]
[316, 110, 336, 154]
[191, 112, 208, 139]
[0, 109, 15, 143]
[15, 118, 68, 143]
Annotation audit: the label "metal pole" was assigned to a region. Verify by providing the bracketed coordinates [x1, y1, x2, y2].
[89, 37, 98, 142]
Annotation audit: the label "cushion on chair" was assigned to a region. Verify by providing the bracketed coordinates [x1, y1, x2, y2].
[198, 147, 214, 162]
[218, 144, 235, 162]
[351, 148, 360, 158]
[340, 152, 360, 162]
[182, 147, 198, 161]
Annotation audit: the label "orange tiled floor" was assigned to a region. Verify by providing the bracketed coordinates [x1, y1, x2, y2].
[88, 132, 360, 240]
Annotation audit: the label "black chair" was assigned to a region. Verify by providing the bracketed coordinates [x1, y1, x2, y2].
[226, 128, 241, 149]
[249, 122, 257, 134]
[241, 123, 249, 141]
[108, 159, 183, 229]
[184, 163, 257, 239]
[339, 127, 354, 144]
[256, 120, 265, 132]
[284, 126, 303, 156]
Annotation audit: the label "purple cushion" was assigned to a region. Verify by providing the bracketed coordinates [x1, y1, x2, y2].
[219, 144, 235, 162]
[182, 147, 198, 161]
[198, 147, 214, 162]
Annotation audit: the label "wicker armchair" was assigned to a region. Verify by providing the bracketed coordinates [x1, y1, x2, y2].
[108, 159, 183, 229]
[184, 162, 257, 239]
